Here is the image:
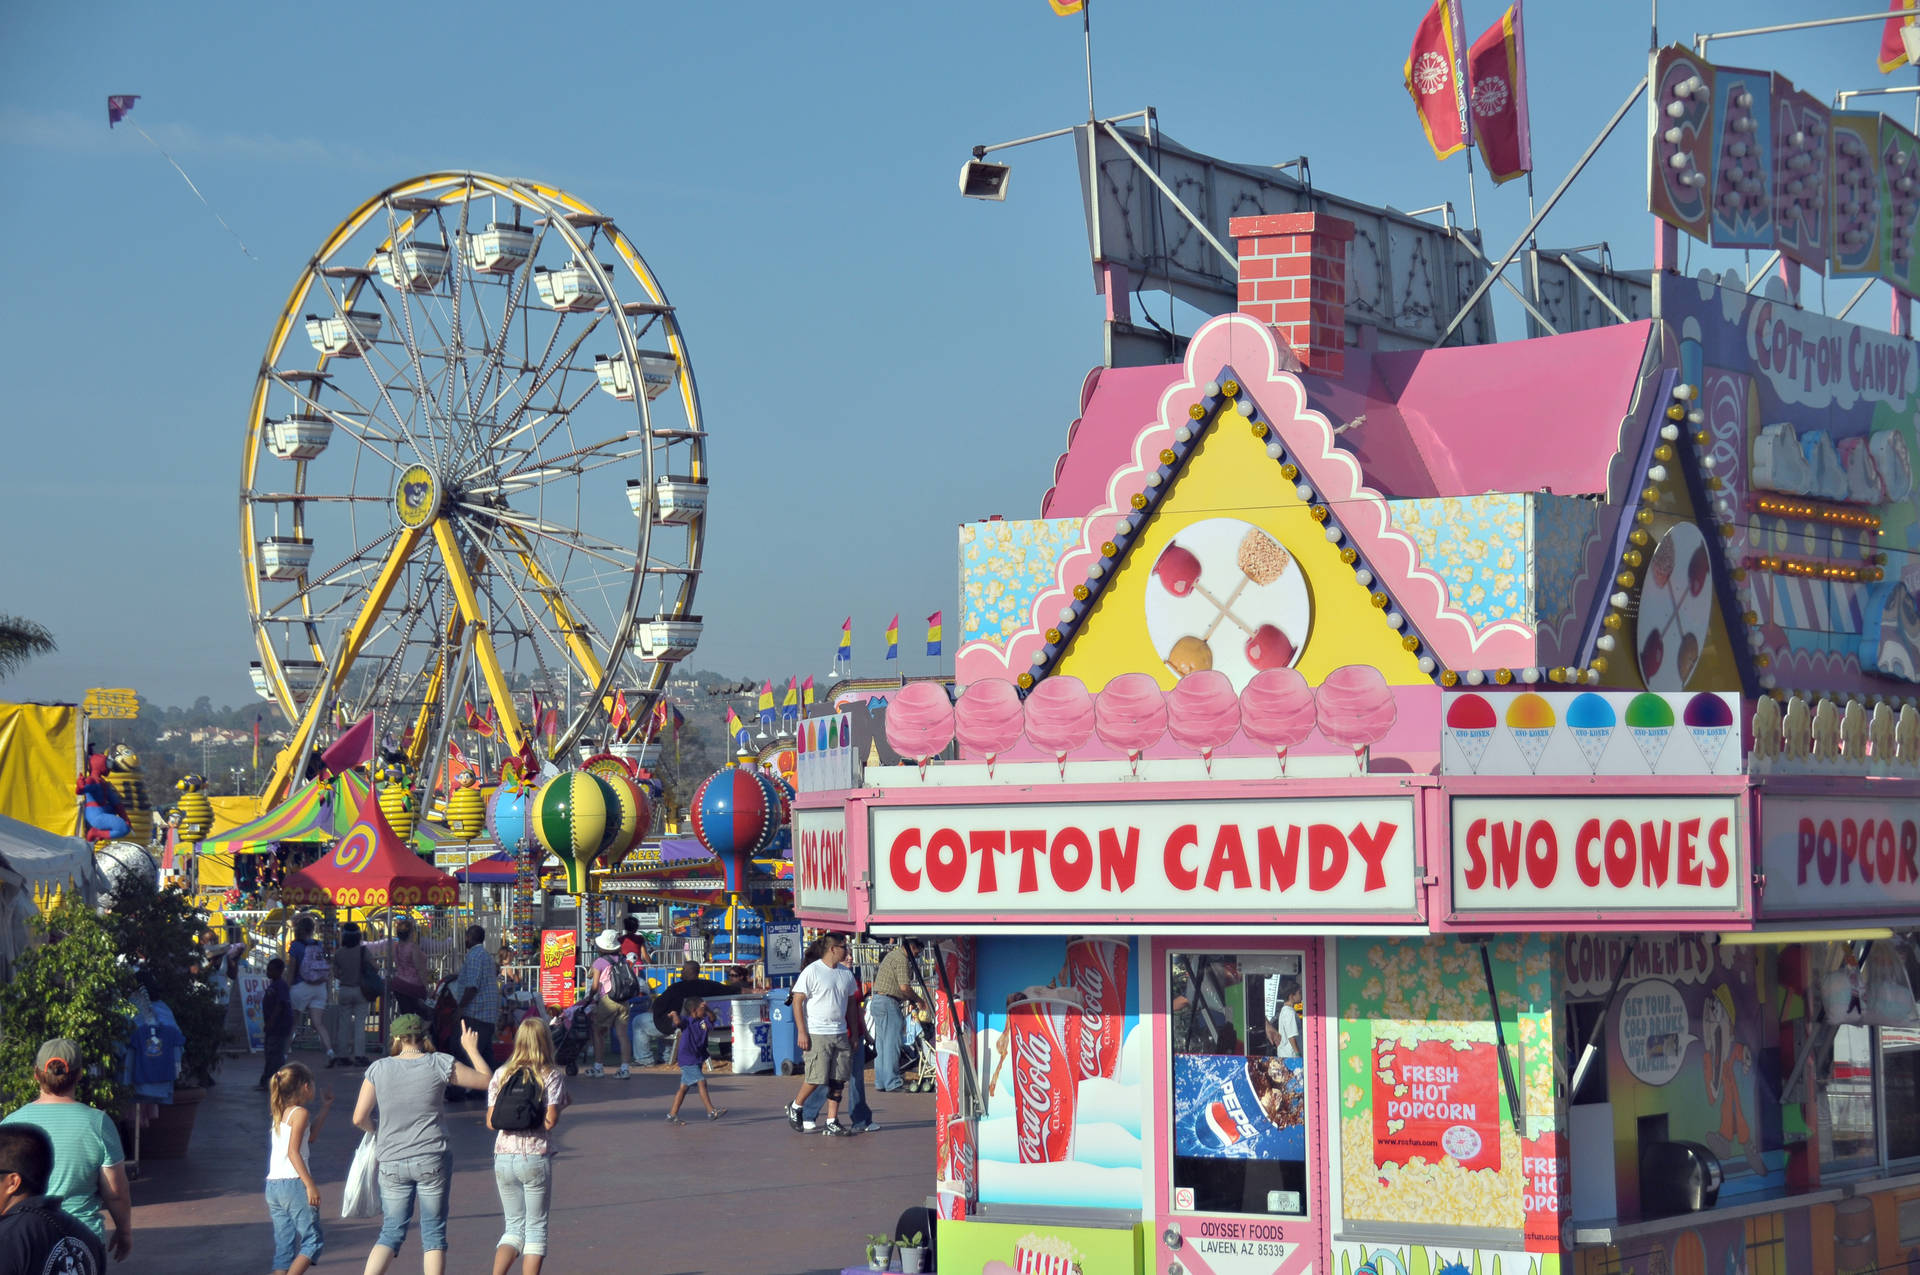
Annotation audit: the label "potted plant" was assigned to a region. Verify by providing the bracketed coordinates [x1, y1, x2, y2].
[0, 892, 136, 1115]
[864, 1233, 894, 1272]
[103, 876, 225, 1157]
[897, 1230, 927, 1273]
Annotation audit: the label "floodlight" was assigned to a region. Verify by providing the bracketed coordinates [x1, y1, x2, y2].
[959, 159, 1012, 201]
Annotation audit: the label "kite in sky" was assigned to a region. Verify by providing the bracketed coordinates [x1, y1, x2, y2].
[106, 94, 254, 259]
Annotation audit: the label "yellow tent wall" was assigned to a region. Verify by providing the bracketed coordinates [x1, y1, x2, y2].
[0, 703, 80, 838]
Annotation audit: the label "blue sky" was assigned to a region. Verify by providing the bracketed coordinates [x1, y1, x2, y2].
[0, 0, 1895, 711]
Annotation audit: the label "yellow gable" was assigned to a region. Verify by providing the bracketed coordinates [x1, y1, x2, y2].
[1052, 408, 1430, 692]
[1609, 469, 1745, 694]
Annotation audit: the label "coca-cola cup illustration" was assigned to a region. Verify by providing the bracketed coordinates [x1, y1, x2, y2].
[1064, 937, 1129, 1082]
[933, 1040, 977, 1219]
[932, 938, 977, 1041]
[934, 1039, 962, 1168]
[994, 986, 1082, 1165]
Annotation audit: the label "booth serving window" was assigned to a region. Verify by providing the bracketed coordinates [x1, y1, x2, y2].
[1168, 952, 1308, 1217]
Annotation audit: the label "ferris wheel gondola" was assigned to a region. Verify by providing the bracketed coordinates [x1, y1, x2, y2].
[242, 173, 707, 801]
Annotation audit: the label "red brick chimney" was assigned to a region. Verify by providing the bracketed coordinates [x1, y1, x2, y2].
[1228, 212, 1355, 378]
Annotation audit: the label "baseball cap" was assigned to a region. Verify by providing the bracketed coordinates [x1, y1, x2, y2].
[35, 1039, 80, 1072]
[389, 1014, 428, 1039]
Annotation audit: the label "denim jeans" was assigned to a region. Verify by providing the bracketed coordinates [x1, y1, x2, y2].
[870, 994, 906, 1091]
[801, 1050, 871, 1125]
[261, 1032, 291, 1084]
[494, 1154, 553, 1256]
[375, 1151, 452, 1253]
[265, 1177, 325, 1268]
[630, 1011, 666, 1064]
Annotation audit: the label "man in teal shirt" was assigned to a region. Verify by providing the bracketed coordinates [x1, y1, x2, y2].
[0, 1039, 133, 1259]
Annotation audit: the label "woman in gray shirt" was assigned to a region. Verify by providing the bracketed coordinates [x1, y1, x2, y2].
[351, 1013, 492, 1274]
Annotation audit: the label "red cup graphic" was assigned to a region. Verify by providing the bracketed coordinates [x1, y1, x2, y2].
[1006, 987, 1081, 1164]
[1064, 937, 1129, 1082]
[938, 1114, 976, 1219]
[933, 938, 976, 1041]
[933, 1040, 962, 1162]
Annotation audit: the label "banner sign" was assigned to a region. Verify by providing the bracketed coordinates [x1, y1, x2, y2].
[1450, 796, 1743, 916]
[870, 796, 1419, 918]
[1758, 795, 1920, 916]
[794, 805, 851, 919]
[538, 928, 577, 1008]
[1371, 1038, 1501, 1172]
[238, 972, 268, 1053]
[82, 688, 139, 719]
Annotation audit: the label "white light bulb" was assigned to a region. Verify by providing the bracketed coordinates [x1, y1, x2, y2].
[1204, 381, 1221, 397]
[1649, 465, 1668, 483]
[1295, 484, 1314, 501]
[1418, 656, 1435, 674]
[1386, 613, 1404, 630]
[1597, 634, 1616, 652]
[1356, 569, 1374, 587]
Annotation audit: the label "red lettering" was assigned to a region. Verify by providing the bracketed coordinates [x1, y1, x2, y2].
[1463, 820, 1489, 890]
[1817, 820, 1839, 884]
[1904, 821, 1918, 883]
[1350, 822, 1396, 892]
[1050, 828, 1093, 893]
[1491, 821, 1522, 889]
[1308, 824, 1348, 891]
[1677, 819, 1703, 887]
[1576, 819, 1603, 887]
[1797, 818, 1817, 884]
[1841, 818, 1861, 883]
[1640, 820, 1672, 888]
[1878, 821, 1898, 885]
[889, 828, 921, 891]
[1604, 820, 1635, 889]
[1525, 821, 1556, 890]
[1010, 828, 1045, 893]
[926, 828, 966, 893]
[1204, 825, 1251, 892]
[1258, 826, 1301, 892]
[1705, 818, 1731, 889]
[1098, 827, 1138, 892]
[968, 830, 1003, 893]
[1165, 825, 1199, 891]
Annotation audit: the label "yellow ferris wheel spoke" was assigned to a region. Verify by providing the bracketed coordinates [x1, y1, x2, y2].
[264, 524, 427, 802]
[431, 518, 527, 754]
[406, 610, 468, 771]
[501, 525, 610, 701]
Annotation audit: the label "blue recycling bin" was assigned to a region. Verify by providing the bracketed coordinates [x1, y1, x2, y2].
[766, 988, 802, 1076]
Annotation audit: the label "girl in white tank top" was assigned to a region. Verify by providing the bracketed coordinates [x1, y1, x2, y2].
[264, 1063, 334, 1275]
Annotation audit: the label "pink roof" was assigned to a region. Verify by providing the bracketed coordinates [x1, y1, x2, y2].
[1042, 321, 1654, 515]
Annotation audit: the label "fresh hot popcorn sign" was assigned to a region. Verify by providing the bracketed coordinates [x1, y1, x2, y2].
[869, 795, 1418, 917]
[1372, 1039, 1501, 1173]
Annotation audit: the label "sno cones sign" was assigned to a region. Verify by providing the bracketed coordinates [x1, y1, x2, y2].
[1445, 694, 1496, 773]
[1503, 693, 1555, 773]
[1567, 693, 1616, 775]
[1625, 693, 1675, 770]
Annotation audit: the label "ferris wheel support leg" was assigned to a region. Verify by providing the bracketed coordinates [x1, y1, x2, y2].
[262, 524, 429, 803]
[432, 519, 527, 755]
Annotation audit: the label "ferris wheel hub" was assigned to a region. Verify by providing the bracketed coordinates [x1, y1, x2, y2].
[394, 463, 445, 530]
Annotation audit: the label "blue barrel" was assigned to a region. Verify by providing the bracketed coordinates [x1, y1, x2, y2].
[766, 988, 802, 1076]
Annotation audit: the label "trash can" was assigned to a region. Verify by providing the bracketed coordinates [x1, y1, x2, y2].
[767, 988, 802, 1075]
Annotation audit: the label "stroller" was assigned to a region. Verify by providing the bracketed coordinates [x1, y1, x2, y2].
[550, 999, 595, 1075]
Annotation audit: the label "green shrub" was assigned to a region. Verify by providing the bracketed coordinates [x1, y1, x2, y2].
[0, 892, 136, 1114]
[103, 877, 224, 1087]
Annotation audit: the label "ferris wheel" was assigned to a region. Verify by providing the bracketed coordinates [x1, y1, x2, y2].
[241, 173, 707, 801]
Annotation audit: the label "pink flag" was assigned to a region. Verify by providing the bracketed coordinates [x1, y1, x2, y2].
[320, 711, 376, 775]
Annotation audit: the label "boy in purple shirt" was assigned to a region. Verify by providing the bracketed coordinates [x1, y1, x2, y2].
[664, 998, 725, 1124]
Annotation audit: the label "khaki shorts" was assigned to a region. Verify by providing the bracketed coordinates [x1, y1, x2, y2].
[802, 1033, 852, 1085]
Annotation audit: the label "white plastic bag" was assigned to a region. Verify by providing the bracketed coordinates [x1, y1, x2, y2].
[341, 1132, 379, 1219]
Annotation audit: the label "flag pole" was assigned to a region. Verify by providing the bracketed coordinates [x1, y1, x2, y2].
[1463, 145, 1482, 236]
[1083, 1, 1097, 123]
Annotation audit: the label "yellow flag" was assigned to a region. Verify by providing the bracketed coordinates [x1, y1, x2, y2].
[1051, 0, 1085, 14]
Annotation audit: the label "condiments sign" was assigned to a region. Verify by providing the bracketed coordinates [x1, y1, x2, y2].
[869, 796, 1418, 919]
[1450, 796, 1744, 918]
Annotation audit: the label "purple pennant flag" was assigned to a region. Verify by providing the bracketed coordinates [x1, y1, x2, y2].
[107, 95, 140, 128]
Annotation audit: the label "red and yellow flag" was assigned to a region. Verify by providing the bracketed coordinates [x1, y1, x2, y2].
[1468, 3, 1531, 184]
[1882, 0, 1917, 73]
[1049, 0, 1085, 14]
[1405, 0, 1470, 161]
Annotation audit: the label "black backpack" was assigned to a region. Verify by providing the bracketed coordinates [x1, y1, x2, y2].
[492, 1067, 547, 1132]
[606, 958, 641, 1002]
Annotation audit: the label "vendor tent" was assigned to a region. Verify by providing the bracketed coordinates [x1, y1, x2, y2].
[196, 775, 337, 855]
[0, 814, 102, 902]
[455, 851, 520, 883]
[282, 785, 457, 908]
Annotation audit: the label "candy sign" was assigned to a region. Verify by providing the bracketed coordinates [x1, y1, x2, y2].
[1758, 796, 1920, 916]
[868, 796, 1418, 918]
[1450, 796, 1744, 917]
[794, 806, 850, 919]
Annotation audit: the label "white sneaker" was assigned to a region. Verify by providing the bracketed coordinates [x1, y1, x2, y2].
[802, 1120, 818, 1132]
[617, 1064, 631, 1078]
[589, 1063, 606, 1077]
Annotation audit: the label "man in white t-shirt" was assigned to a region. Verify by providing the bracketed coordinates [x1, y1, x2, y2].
[784, 935, 858, 1136]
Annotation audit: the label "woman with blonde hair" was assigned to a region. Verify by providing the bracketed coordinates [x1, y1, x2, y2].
[486, 1017, 569, 1275]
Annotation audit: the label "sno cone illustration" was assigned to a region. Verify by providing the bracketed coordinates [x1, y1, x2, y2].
[1684, 692, 1735, 769]
[1566, 692, 1617, 774]
[1445, 694, 1497, 773]
[1504, 693, 1557, 773]
[1625, 692, 1675, 771]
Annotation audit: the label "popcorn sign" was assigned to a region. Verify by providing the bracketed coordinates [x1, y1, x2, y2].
[1370, 1039, 1501, 1173]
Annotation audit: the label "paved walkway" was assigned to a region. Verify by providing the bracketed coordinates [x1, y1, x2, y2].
[129, 1048, 934, 1275]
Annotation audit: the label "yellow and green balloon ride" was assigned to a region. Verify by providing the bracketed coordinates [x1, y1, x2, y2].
[533, 769, 625, 893]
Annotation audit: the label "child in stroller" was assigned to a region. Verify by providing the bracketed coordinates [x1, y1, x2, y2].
[549, 995, 597, 1075]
